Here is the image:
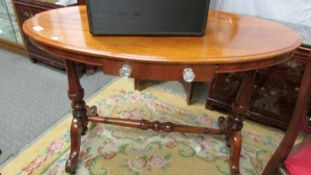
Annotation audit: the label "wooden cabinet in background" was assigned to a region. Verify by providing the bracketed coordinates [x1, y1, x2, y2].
[13, 0, 86, 74]
[206, 45, 311, 129]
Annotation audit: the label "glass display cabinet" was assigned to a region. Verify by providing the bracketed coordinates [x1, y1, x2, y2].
[13, 0, 85, 73]
[206, 23, 311, 130]
[0, 0, 23, 51]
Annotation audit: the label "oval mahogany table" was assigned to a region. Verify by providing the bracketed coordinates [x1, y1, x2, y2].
[23, 6, 301, 175]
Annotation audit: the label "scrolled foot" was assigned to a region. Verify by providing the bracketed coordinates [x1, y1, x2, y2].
[65, 152, 79, 174]
[65, 118, 82, 173]
[229, 132, 242, 175]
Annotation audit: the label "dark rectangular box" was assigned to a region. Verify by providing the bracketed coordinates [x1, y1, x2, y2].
[86, 0, 210, 36]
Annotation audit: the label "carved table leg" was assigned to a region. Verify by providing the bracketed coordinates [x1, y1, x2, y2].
[219, 71, 256, 175]
[64, 60, 88, 173]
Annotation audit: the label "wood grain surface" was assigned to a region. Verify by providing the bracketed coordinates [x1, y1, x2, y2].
[22, 6, 301, 65]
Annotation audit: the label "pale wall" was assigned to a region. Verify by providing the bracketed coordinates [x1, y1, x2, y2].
[210, 0, 311, 27]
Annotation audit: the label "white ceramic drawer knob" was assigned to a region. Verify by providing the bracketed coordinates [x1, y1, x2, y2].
[119, 64, 132, 78]
[183, 68, 195, 82]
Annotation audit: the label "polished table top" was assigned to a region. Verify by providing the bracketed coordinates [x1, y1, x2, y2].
[23, 6, 301, 65]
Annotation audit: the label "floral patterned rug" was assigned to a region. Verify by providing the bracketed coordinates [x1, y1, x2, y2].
[0, 78, 286, 175]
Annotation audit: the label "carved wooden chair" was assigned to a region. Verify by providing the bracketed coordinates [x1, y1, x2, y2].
[262, 52, 311, 175]
[277, 113, 311, 175]
[280, 135, 311, 175]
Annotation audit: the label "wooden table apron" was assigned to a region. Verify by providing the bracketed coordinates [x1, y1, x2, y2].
[31, 41, 294, 80]
[22, 6, 301, 175]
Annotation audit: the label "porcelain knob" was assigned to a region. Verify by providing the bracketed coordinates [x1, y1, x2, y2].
[119, 64, 132, 78]
[183, 68, 195, 82]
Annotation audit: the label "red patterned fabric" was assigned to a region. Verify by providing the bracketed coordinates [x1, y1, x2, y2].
[284, 135, 311, 175]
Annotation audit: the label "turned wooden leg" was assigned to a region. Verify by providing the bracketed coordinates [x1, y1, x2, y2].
[64, 60, 88, 173]
[65, 118, 82, 173]
[219, 71, 255, 175]
[229, 131, 242, 174]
